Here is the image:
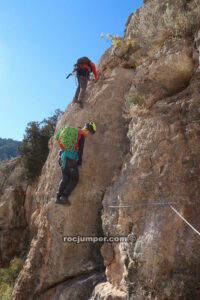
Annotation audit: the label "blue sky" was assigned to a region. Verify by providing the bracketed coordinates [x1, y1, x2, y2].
[0, 0, 142, 141]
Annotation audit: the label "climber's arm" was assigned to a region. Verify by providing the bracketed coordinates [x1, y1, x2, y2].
[90, 62, 97, 81]
[77, 135, 85, 166]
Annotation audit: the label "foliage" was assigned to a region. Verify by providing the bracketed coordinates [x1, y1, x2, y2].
[19, 109, 62, 181]
[0, 284, 12, 300]
[125, 92, 145, 109]
[0, 138, 21, 162]
[100, 33, 135, 57]
[0, 257, 23, 300]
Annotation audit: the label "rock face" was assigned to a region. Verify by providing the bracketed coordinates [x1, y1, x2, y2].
[94, 72, 200, 299]
[0, 158, 28, 266]
[12, 67, 134, 299]
[0, 0, 199, 299]
[41, 272, 105, 300]
[91, 0, 200, 299]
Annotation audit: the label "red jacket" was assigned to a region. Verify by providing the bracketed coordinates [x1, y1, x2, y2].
[90, 62, 97, 80]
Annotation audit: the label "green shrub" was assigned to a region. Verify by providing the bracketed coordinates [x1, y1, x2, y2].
[0, 283, 12, 300]
[125, 92, 145, 109]
[0, 257, 23, 300]
[101, 33, 135, 59]
[19, 109, 62, 181]
[101, 33, 135, 47]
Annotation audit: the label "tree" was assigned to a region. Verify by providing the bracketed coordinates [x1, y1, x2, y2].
[19, 109, 62, 181]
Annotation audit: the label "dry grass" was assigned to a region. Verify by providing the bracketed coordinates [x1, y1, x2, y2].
[161, 2, 200, 38]
[126, 0, 200, 42]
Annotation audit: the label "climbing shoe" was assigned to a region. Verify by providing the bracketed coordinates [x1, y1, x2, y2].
[60, 196, 71, 206]
[55, 196, 61, 204]
[55, 195, 71, 205]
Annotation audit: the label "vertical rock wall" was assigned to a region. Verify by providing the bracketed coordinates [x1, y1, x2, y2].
[91, 0, 200, 299]
[12, 67, 135, 299]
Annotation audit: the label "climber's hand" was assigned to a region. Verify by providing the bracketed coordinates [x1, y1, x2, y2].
[91, 77, 97, 84]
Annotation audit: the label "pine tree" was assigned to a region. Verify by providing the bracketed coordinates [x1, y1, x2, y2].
[19, 109, 62, 181]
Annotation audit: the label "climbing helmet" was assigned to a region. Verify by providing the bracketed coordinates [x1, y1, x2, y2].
[86, 121, 96, 134]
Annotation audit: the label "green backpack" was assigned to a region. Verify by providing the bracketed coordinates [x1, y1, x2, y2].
[54, 126, 78, 150]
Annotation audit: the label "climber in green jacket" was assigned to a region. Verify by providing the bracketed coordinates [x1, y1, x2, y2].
[55, 121, 96, 205]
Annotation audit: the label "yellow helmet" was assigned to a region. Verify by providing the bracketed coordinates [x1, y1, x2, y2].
[86, 121, 96, 134]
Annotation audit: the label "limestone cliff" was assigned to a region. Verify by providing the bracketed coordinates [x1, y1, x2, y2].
[0, 0, 200, 299]
[0, 158, 28, 267]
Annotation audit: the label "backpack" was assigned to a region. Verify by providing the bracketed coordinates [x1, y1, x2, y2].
[77, 56, 91, 67]
[75, 57, 92, 77]
[54, 126, 78, 150]
[55, 127, 83, 167]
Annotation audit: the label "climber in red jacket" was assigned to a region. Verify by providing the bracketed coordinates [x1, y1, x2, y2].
[72, 57, 98, 108]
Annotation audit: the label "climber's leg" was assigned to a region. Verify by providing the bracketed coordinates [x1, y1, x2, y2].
[56, 168, 69, 199]
[77, 76, 88, 105]
[62, 159, 79, 197]
[73, 78, 81, 103]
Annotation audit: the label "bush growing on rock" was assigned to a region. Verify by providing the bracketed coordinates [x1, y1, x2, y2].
[0, 257, 23, 300]
[19, 109, 62, 181]
[101, 33, 135, 60]
[125, 91, 145, 109]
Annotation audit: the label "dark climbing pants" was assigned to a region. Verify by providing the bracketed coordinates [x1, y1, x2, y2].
[74, 75, 88, 103]
[57, 159, 79, 198]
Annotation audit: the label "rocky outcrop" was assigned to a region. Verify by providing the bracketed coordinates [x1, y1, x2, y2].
[0, 0, 199, 299]
[92, 0, 200, 299]
[41, 272, 105, 300]
[0, 158, 28, 266]
[94, 70, 200, 299]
